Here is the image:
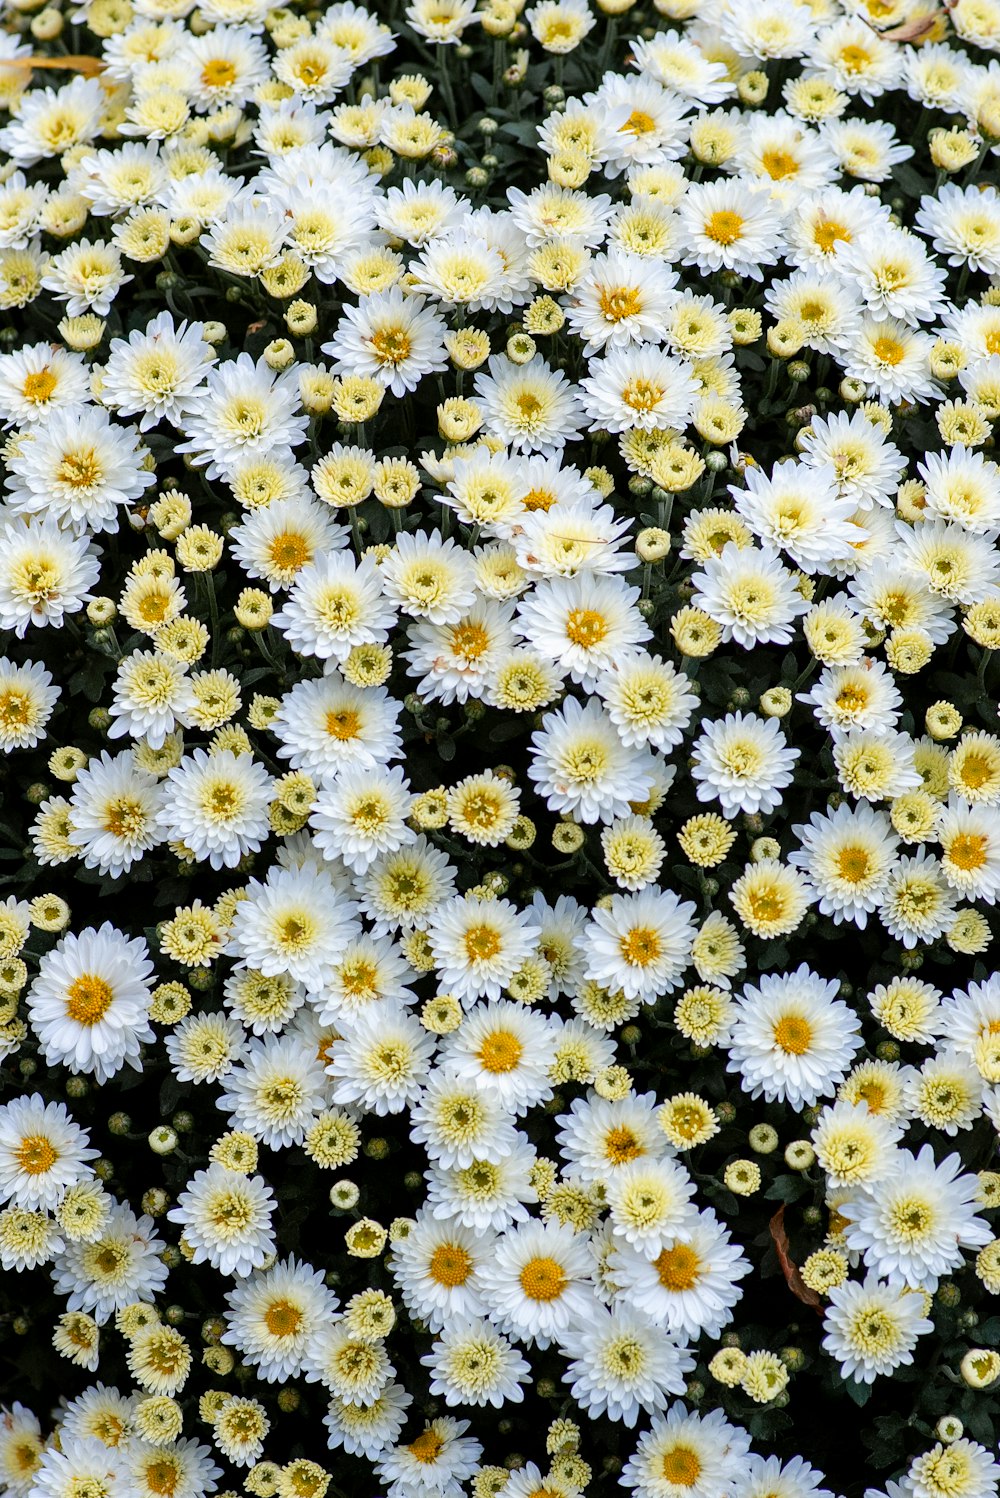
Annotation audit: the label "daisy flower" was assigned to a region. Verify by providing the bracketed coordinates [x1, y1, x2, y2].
[27, 924, 154, 1084]
[389, 1209, 494, 1332]
[798, 408, 906, 509]
[65, 750, 163, 879]
[167, 1162, 276, 1276]
[5, 405, 154, 536]
[679, 178, 785, 281]
[374, 1419, 482, 1498]
[223, 1255, 337, 1383]
[41, 239, 132, 317]
[727, 965, 864, 1108]
[916, 183, 1000, 276]
[358, 836, 457, 937]
[596, 653, 698, 752]
[0, 1094, 97, 1213]
[478, 1218, 596, 1349]
[798, 658, 902, 741]
[579, 343, 699, 433]
[0, 658, 59, 752]
[529, 696, 656, 824]
[421, 1317, 530, 1409]
[324, 1383, 412, 1461]
[918, 446, 1000, 534]
[731, 463, 858, 573]
[621, 1404, 752, 1498]
[427, 894, 540, 1005]
[691, 711, 799, 819]
[515, 572, 650, 690]
[52, 1202, 167, 1323]
[271, 552, 396, 663]
[0, 341, 89, 426]
[473, 353, 583, 455]
[175, 354, 308, 480]
[605, 1155, 698, 1255]
[838, 315, 937, 404]
[106, 650, 196, 750]
[630, 29, 735, 103]
[217, 1034, 329, 1150]
[424, 1134, 539, 1234]
[410, 1069, 518, 1172]
[691, 543, 809, 649]
[565, 248, 679, 355]
[513, 498, 635, 578]
[790, 802, 900, 927]
[156, 748, 273, 870]
[404, 599, 517, 705]
[811, 1099, 904, 1190]
[226, 864, 358, 986]
[273, 670, 403, 784]
[101, 310, 215, 432]
[327, 1001, 437, 1115]
[310, 764, 415, 874]
[840, 1145, 991, 1290]
[877, 850, 959, 949]
[936, 796, 1000, 901]
[323, 287, 448, 397]
[582, 887, 697, 1002]
[556, 1090, 666, 1181]
[610, 1208, 751, 1340]
[561, 1304, 693, 1427]
[439, 1001, 556, 1115]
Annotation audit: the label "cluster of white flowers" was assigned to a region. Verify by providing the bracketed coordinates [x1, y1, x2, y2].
[2, 0, 1000, 1494]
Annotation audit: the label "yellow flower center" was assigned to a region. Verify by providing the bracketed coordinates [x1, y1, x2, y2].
[22, 369, 57, 403]
[265, 1298, 303, 1337]
[773, 1013, 813, 1055]
[654, 1242, 702, 1291]
[836, 846, 872, 882]
[604, 1126, 642, 1165]
[15, 1134, 58, 1175]
[620, 925, 662, 965]
[428, 1243, 472, 1287]
[463, 923, 502, 962]
[325, 708, 361, 741]
[872, 335, 905, 367]
[65, 973, 114, 1025]
[477, 1030, 523, 1073]
[661, 1446, 702, 1486]
[598, 285, 642, 322]
[201, 58, 237, 86]
[565, 607, 609, 648]
[703, 210, 743, 246]
[760, 148, 797, 180]
[948, 832, 988, 871]
[519, 1254, 567, 1302]
[56, 448, 102, 490]
[407, 1431, 445, 1465]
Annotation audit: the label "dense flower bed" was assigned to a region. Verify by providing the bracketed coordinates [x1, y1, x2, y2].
[2, 0, 1000, 1495]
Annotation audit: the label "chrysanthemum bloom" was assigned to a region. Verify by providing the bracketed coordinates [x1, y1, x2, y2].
[727, 965, 863, 1108]
[27, 924, 154, 1083]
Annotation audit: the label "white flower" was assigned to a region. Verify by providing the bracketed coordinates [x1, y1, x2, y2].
[560, 1303, 693, 1426]
[798, 408, 906, 509]
[473, 353, 584, 455]
[156, 748, 273, 870]
[323, 1383, 412, 1461]
[838, 315, 937, 405]
[478, 1218, 596, 1350]
[390, 1209, 495, 1333]
[596, 653, 698, 752]
[582, 887, 697, 1002]
[67, 749, 163, 878]
[0, 1094, 97, 1213]
[811, 1099, 904, 1190]
[691, 711, 799, 819]
[937, 796, 1000, 901]
[27, 923, 154, 1083]
[358, 836, 457, 937]
[323, 287, 448, 397]
[217, 1034, 329, 1149]
[410, 1069, 518, 1171]
[798, 658, 902, 741]
[41, 239, 132, 317]
[631, 29, 735, 102]
[107, 650, 196, 750]
[731, 463, 859, 573]
[380, 529, 477, 625]
[421, 1317, 530, 1409]
[272, 552, 396, 663]
[516, 572, 650, 690]
[0, 514, 100, 638]
[167, 1162, 276, 1276]
[327, 1001, 437, 1115]
[840, 1146, 992, 1291]
[439, 1001, 556, 1116]
[622, 1404, 752, 1498]
[229, 494, 349, 593]
[0, 657, 59, 751]
[579, 343, 699, 433]
[878, 850, 959, 949]
[565, 249, 679, 355]
[27, 1436, 126, 1498]
[790, 802, 899, 927]
[917, 446, 1000, 534]
[691, 543, 809, 649]
[905, 1438, 1000, 1498]
[0, 340, 89, 426]
[223, 1254, 338, 1382]
[310, 764, 415, 874]
[916, 183, 1000, 276]
[514, 497, 634, 578]
[175, 354, 308, 480]
[404, 598, 516, 705]
[375, 1418, 482, 1498]
[5, 405, 154, 536]
[727, 965, 863, 1109]
[52, 1202, 167, 1323]
[610, 1209, 751, 1340]
[273, 670, 403, 784]
[226, 865, 358, 986]
[679, 178, 785, 281]
[529, 696, 656, 824]
[605, 1156, 698, 1255]
[428, 894, 540, 1005]
[101, 310, 215, 431]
